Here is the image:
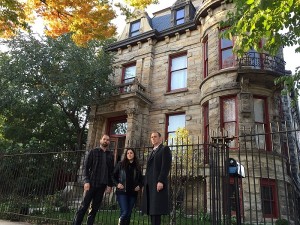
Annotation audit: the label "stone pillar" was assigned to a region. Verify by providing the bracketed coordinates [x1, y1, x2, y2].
[125, 106, 142, 146]
[86, 114, 105, 150]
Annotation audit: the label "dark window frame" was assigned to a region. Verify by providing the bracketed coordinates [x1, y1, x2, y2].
[203, 102, 209, 163]
[203, 36, 209, 78]
[220, 95, 238, 149]
[107, 116, 128, 138]
[165, 112, 186, 144]
[219, 28, 235, 69]
[253, 95, 271, 151]
[175, 8, 185, 25]
[122, 63, 136, 84]
[168, 52, 188, 92]
[260, 178, 278, 218]
[129, 20, 141, 37]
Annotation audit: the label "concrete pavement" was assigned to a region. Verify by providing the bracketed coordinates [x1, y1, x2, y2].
[0, 220, 31, 225]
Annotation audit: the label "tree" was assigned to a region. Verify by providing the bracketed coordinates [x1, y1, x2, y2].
[0, 34, 116, 150]
[0, 0, 159, 46]
[1, 0, 116, 46]
[222, 0, 300, 105]
[123, 0, 158, 9]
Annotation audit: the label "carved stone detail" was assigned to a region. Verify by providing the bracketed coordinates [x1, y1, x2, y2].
[240, 77, 250, 92]
[125, 107, 139, 117]
[165, 36, 170, 44]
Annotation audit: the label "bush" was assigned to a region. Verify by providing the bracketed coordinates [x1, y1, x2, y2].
[275, 219, 289, 225]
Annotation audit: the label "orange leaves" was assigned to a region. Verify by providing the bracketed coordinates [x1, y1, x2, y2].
[1, 0, 117, 46]
[0, 0, 29, 38]
[31, 0, 117, 46]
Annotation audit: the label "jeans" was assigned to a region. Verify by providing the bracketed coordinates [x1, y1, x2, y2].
[117, 193, 137, 221]
[72, 185, 106, 225]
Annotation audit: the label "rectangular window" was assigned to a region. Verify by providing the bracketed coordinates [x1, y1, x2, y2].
[175, 8, 185, 25]
[167, 113, 186, 144]
[130, 20, 140, 37]
[221, 96, 238, 148]
[169, 54, 187, 91]
[123, 64, 136, 84]
[260, 178, 278, 218]
[203, 102, 209, 163]
[254, 96, 271, 150]
[121, 64, 136, 93]
[220, 29, 234, 69]
[203, 36, 208, 78]
[203, 102, 209, 143]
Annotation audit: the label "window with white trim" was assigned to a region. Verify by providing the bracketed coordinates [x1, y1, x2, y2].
[169, 54, 187, 91]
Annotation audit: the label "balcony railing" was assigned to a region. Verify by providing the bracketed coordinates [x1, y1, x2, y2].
[116, 78, 146, 94]
[237, 52, 285, 75]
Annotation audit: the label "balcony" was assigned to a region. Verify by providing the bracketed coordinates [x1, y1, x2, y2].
[114, 78, 151, 104]
[116, 78, 145, 93]
[237, 52, 286, 75]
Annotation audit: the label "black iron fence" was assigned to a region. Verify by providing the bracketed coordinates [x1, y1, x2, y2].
[0, 128, 300, 225]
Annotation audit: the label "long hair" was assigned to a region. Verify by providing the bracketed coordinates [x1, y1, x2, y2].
[120, 148, 141, 172]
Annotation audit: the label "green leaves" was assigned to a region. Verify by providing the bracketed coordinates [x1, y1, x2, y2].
[0, 34, 116, 150]
[223, 0, 299, 56]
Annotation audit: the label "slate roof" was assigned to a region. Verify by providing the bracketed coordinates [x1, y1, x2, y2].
[151, 14, 172, 32]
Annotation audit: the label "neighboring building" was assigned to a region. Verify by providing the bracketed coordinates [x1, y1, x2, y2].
[86, 0, 300, 223]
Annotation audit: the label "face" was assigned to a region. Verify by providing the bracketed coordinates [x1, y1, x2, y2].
[100, 135, 110, 147]
[151, 132, 161, 146]
[126, 149, 135, 161]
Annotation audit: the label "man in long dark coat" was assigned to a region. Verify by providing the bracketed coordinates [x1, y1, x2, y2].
[142, 131, 172, 225]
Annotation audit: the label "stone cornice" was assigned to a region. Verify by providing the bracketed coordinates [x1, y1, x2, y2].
[194, 0, 223, 22]
[107, 30, 157, 51]
[107, 21, 197, 52]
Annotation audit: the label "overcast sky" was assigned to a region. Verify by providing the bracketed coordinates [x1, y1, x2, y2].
[27, 0, 300, 73]
[113, 0, 299, 73]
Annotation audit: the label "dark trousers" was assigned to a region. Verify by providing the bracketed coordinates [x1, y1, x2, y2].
[72, 185, 106, 225]
[150, 215, 161, 225]
[117, 193, 137, 221]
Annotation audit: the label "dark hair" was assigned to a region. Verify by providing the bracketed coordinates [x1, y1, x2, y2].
[120, 148, 141, 171]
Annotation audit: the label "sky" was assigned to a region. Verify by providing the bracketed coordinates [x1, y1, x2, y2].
[112, 0, 299, 73]
[20, 0, 300, 73]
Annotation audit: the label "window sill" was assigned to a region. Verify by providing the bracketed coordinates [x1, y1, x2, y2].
[165, 88, 188, 95]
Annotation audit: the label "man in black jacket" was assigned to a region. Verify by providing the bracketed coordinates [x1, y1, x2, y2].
[142, 131, 172, 225]
[73, 134, 114, 225]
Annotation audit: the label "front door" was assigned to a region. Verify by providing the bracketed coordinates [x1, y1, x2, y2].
[109, 137, 126, 165]
[108, 116, 127, 165]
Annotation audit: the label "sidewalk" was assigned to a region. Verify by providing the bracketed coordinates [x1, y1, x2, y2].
[0, 220, 31, 225]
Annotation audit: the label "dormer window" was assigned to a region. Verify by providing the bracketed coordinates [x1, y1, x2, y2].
[175, 8, 185, 25]
[130, 20, 141, 37]
[170, 1, 195, 27]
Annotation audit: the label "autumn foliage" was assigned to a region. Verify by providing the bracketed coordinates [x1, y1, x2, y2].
[0, 0, 159, 46]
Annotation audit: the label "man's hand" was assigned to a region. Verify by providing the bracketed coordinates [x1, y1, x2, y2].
[157, 182, 163, 192]
[106, 186, 112, 193]
[84, 183, 90, 191]
[134, 186, 140, 191]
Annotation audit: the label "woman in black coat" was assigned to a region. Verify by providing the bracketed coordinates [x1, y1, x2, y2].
[112, 148, 143, 225]
[141, 132, 172, 225]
